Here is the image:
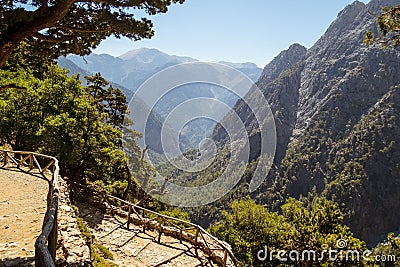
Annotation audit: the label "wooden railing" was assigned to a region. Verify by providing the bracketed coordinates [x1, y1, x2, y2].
[79, 184, 241, 267]
[0, 150, 60, 267]
[0, 149, 239, 266]
[111, 197, 239, 266]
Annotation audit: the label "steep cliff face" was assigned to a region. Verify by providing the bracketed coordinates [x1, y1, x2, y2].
[324, 87, 400, 244]
[213, 44, 307, 162]
[293, 0, 400, 141]
[211, 0, 400, 245]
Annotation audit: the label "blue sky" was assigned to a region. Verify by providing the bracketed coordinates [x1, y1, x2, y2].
[93, 0, 370, 67]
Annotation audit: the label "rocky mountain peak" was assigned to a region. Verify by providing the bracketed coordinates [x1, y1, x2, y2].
[259, 43, 307, 84]
[306, 1, 367, 60]
[337, 0, 366, 19]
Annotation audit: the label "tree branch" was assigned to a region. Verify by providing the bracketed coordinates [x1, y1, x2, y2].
[41, 0, 48, 7]
[0, 84, 26, 92]
[32, 32, 71, 43]
[76, 0, 145, 8]
[377, 32, 400, 46]
[140, 145, 151, 190]
[0, 0, 77, 66]
[56, 25, 112, 33]
[136, 177, 170, 206]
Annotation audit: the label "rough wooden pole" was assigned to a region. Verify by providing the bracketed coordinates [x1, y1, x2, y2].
[3, 151, 7, 165]
[223, 250, 228, 267]
[48, 208, 58, 263]
[127, 205, 131, 229]
[29, 154, 33, 170]
[195, 228, 200, 244]
[158, 225, 162, 243]
[194, 228, 200, 257]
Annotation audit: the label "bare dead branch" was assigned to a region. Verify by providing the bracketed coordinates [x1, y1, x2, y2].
[140, 145, 151, 191]
[379, 33, 400, 46]
[136, 177, 170, 206]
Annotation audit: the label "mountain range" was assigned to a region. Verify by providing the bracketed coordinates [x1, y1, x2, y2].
[170, 0, 400, 246]
[66, 48, 262, 92]
[59, 48, 262, 151]
[59, 0, 400, 246]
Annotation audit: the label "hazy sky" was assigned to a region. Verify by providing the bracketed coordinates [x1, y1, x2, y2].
[93, 0, 370, 67]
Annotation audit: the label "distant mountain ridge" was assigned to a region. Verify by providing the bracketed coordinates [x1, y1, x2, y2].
[119, 48, 196, 63]
[61, 48, 262, 152]
[67, 48, 262, 92]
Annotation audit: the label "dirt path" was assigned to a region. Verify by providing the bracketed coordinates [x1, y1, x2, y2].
[93, 215, 214, 266]
[0, 164, 232, 267]
[0, 168, 49, 266]
[75, 200, 217, 267]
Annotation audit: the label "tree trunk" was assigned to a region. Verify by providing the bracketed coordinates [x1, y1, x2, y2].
[0, 0, 76, 67]
[71, 166, 83, 184]
[123, 163, 133, 200]
[0, 43, 16, 67]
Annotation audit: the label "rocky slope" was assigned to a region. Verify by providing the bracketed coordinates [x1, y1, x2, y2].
[207, 0, 400, 245]
[213, 43, 307, 163]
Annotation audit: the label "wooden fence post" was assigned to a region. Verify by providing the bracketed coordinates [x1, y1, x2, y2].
[48, 208, 58, 263]
[195, 228, 200, 244]
[194, 228, 200, 257]
[35, 248, 44, 267]
[29, 154, 33, 170]
[158, 225, 162, 243]
[3, 151, 7, 165]
[127, 205, 131, 229]
[223, 250, 228, 267]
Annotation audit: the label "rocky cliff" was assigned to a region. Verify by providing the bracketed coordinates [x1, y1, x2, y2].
[210, 0, 400, 245]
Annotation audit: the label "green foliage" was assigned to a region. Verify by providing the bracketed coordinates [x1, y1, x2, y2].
[91, 247, 118, 267]
[159, 208, 190, 228]
[0, 0, 185, 66]
[71, 205, 80, 216]
[0, 65, 142, 187]
[72, 205, 117, 266]
[209, 197, 368, 267]
[72, 205, 93, 245]
[95, 244, 114, 260]
[372, 233, 400, 266]
[160, 208, 190, 222]
[2, 42, 55, 79]
[209, 196, 288, 265]
[85, 73, 128, 130]
[364, 5, 400, 47]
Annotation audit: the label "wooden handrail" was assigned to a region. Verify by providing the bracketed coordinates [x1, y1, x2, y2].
[0, 150, 60, 267]
[0, 149, 240, 266]
[78, 183, 240, 267]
